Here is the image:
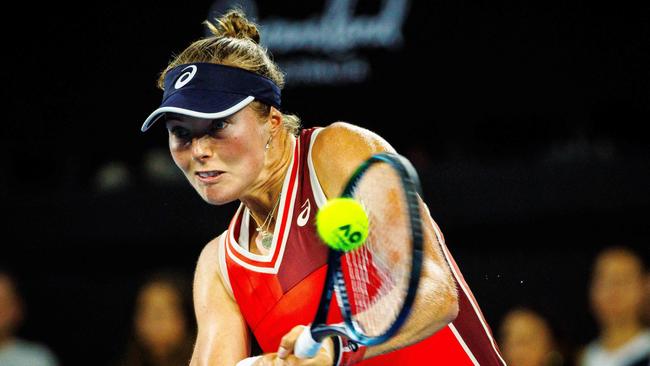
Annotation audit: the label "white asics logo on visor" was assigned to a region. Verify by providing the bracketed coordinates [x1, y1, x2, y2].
[174, 65, 197, 89]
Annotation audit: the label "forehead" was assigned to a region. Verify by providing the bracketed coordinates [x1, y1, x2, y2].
[163, 106, 260, 129]
[164, 113, 210, 124]
[163, 114, 215, 131]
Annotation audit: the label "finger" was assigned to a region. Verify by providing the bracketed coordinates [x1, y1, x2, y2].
[254, 353, 277, 366]
[236, 356, 262, 366]
[278, 325, 308, 359]
[282, 353, 329, 366]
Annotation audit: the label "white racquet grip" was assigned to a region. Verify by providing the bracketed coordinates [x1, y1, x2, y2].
[294, 326, 323, 358]
[235, 356, 261, 366]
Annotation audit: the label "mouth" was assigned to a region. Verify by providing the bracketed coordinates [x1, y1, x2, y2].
[195, 170, 224, 183]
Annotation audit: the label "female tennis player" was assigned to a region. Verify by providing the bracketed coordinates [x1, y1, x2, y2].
[141, 10, 506, 366]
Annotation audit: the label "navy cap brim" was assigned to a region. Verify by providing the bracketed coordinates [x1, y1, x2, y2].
[141, 89, 255, 132]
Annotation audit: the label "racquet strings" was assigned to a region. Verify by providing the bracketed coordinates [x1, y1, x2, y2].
[341, 161, 413, 338]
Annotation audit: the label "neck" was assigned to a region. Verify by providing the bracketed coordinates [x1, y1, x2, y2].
[600, 320, 642, 350]
[242, 131, 295, 230]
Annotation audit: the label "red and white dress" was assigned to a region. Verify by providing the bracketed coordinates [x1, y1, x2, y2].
[217, 128, 507, 365]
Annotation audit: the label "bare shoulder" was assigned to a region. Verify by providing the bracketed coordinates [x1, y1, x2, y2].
[194, 233, 228, 299]
[196, 234, 223, 273]
[312, 122, 396, 197]
[313, 122, 395, 159]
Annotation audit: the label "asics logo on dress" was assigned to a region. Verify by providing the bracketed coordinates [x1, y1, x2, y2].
[297, 199, 311, 227]
[174, 65, 197, 89]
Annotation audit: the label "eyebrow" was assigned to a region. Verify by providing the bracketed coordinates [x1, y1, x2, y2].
[165, 115, 193, 128]
[163, 113, 183, 121]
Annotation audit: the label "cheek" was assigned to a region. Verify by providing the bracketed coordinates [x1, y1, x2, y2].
[200, 135, 265, 204]
[169, 145, 190, 173]
[224, 135, 265, 172]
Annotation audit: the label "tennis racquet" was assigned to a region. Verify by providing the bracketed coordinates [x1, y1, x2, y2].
[294, 152, 424, 359]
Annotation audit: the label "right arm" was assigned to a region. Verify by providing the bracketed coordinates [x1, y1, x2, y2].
[313, 122, 459, 359]
[190, 235, 250, 366]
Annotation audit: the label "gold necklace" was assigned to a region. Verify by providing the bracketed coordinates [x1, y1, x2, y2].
[254, 194, 281, 250]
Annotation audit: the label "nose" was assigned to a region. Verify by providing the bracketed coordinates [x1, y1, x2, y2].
[191, 135, 213, 162]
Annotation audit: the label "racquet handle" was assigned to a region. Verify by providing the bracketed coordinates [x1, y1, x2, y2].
[294, 326, 323, 358]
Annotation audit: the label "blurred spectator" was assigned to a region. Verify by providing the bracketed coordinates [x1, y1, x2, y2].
[499, 307, 564, 366]
[0, 270, 58, 366]
[580, 247, 650, 366]
[115, 271, 194, 366]
[94, 160, 134, 193]
[142, 148, 184, 186]
[645, 272, 650, 326]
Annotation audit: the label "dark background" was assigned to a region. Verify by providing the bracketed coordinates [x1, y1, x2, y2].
[2, 1, 649, 365]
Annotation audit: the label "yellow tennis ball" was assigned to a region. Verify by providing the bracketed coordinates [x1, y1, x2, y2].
[316, 198, 369, 252]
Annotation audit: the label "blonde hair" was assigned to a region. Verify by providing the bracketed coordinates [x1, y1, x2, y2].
[157, 9, 301, 135]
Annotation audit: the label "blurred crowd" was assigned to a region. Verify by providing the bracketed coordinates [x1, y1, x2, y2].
[499, 247, 650, 366]
[0, 271, 58, 366]
[112, 272, 195, 366]
[1, 246, 648, 366]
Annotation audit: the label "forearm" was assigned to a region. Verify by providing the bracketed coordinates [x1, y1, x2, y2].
[192, 237, 250, 366]
[363, 259, 459, 359]
[190, 325, 250, 366]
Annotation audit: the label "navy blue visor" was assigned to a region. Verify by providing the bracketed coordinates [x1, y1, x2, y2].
[141, 63, 281, 132]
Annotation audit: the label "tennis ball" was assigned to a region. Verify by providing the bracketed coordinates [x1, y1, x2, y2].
[316, 198, 369, 252]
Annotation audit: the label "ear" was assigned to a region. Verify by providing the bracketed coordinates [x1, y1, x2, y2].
[267, 106, 283, 135]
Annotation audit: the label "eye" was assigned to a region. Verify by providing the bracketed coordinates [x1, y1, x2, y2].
[209, 119, 228, 134]
[170, 126, 191, 141]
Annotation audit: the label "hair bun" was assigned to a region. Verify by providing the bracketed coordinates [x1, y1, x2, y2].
[207, 9, 261, 44]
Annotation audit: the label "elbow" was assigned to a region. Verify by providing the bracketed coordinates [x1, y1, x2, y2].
[443, 276, 460, 325]
[422, 274, 459, 328]
[435, 265, 460, 326]
[421, 261, 460, 326]
[436, 275, 459, 326]
[411, 277, 459, 341]
[444, 293, 459, 325]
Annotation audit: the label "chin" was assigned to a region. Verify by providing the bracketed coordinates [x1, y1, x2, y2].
[202, 195, 237, 206]
[197, 187, 239, 206]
